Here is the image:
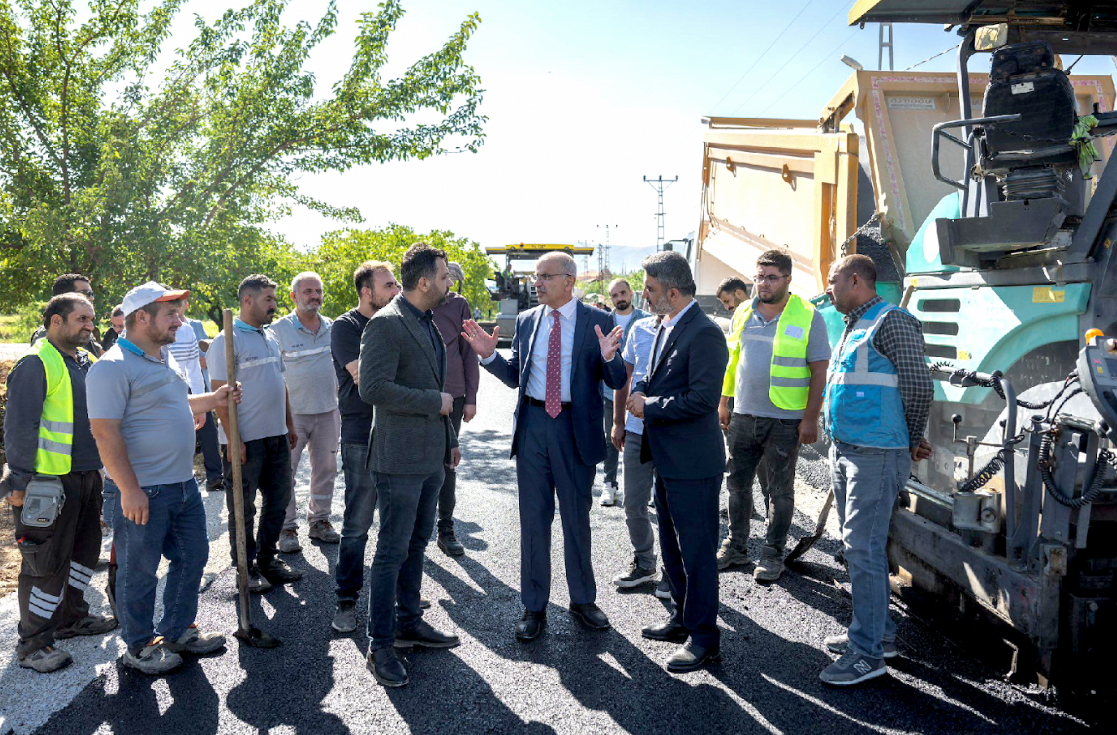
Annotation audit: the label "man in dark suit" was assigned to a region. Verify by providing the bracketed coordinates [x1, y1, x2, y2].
[359, 243, 461, 688]
[627, 251, 729, 673]
[462, 252, 626, 642]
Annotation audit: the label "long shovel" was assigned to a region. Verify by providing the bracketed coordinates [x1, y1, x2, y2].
[786, 282, 917, 565]
[223, 309, 281, 648]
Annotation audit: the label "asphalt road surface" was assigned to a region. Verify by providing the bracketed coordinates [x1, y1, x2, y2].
[0, 358, 1097, 734]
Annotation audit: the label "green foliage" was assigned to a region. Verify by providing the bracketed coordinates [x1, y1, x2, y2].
[312, 223, 493, 318]
[0, 302, 43, 342]
[580, 270, 645, 301]
[0, 0, 486, 320]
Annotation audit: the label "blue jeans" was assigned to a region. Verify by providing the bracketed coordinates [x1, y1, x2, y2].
[368, 468, 443, 650]
[829, 441, 910, 659]
[102, 477, 119, 529]
[114, 478, 209, 651]
[335, 443, 378, 604]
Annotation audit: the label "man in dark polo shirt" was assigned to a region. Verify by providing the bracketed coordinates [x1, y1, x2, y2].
[329, 261, 400, 633]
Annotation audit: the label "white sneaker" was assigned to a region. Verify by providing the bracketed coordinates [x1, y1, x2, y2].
[600, 483, 619, 507]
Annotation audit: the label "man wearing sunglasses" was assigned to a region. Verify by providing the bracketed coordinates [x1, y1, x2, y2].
[717, 250, 830, 583]
[30, 274, 103, 358]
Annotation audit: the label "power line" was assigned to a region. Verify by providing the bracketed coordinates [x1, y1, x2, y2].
[703, 0, 819, 115]
[904, 43, 960, 71]
[728, 2, 850, 117]
[759, 26, 861, 115]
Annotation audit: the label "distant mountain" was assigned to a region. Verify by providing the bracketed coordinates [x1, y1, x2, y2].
[575, 244, 660, 275]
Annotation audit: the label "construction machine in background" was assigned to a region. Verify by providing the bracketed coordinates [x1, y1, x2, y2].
[695, 0, 1117, 692]
[483, 243, 594, 343]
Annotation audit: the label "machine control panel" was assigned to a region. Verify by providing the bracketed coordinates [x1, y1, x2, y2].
[1077, 336, 1117, 443]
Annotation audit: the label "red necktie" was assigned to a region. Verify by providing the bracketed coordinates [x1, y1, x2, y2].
[545, 310, 562, 417]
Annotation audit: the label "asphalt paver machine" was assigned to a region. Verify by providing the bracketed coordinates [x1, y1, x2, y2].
[696, 1, 1117, 691]
[845, 1, 1117, 691]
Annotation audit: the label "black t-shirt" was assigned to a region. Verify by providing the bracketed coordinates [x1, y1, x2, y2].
[332, 308, 374, 445]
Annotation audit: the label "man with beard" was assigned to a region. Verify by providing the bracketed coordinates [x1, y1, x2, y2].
[627, 251, 727, 673]
[598, 278, 647, 507]
[2, 293, 117, 673]
[462, 252, 626, 644]
[208, 274, 302, 594]
[88, 282, 239, 674]
[330, 261, 401, 633]
[30, 274, 103, 357]
[271, 272, 342, 553]
[716, 249, 830, 582]
[359, 243, 461, 687]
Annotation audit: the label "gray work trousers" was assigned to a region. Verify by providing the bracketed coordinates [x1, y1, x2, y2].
[622, 431, 656, 569]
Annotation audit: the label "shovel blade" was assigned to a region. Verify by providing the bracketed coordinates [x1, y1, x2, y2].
[234, 626, 282, 649]
[785, 488, 835, 565]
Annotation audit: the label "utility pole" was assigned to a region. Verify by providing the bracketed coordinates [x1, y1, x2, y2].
[596, 224, 616, 279]
[644, 175, 678, 251]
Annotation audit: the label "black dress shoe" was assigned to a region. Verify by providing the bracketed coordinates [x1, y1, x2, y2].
[568, 602, 611, 630]
[515, 610, 546, 642]
[394, 620, 460, 649]
[666, 641, 721, 673]
[437, 532, 465, 556]
[368, 647, 409, 688]
[257, 558, 302, 584]
[641, 617, 689, 643]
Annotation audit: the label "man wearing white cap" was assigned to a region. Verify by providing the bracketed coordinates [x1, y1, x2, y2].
[88, 282, 241, 675]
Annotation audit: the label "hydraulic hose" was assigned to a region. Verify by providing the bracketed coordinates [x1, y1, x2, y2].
[1037, 431, 1117, 508]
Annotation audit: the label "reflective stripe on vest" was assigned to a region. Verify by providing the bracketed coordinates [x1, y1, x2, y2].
[26, 340, 94, 475]
[824, 300, 909, 449]
[732, 294, 815, 411]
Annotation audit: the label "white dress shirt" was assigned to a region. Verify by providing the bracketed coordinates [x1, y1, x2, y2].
[482, 298, 578, 402]
[649, 298, 697, 373]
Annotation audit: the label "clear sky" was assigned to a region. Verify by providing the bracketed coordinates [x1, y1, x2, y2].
[174, 1, 1117, 264]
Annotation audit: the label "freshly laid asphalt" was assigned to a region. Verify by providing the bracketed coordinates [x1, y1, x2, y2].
[0, 359, 1097, 734]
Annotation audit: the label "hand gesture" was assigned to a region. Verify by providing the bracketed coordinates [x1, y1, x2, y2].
[911, 438, 933, 462]
[611, 423, 625, 450]
[215, 381, 243, 405]
[122, 488, 150, 526]
[462, 320, 499, 359]
[798, 416, 819, 446]
[627, 392, 646, 419]
[595, 324, 623, 362]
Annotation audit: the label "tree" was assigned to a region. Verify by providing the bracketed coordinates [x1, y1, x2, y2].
[313, 223, 493, 318]
[0, 0, 485, 318]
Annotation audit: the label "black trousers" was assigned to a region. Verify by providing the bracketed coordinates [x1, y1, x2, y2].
[656, 472, 722, 649]
[436, 396, 466, 533]
[14, 470, 103, 657]
[224, 436, 292, 568]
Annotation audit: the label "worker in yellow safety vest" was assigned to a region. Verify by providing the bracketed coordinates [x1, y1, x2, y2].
[716, 250, 831, 582]
[1, 292, 118, 673]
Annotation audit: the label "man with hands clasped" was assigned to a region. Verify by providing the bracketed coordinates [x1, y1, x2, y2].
[627, 252, 729, 674]
[462, 252, 626, 643]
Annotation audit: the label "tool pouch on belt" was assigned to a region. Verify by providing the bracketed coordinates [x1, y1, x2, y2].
[19, 475, 65, 528]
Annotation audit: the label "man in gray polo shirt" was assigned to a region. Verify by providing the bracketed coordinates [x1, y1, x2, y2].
[270, 271, 341, 553]
[717, 250, 830, 582]
[208, 274, 302, 593]
[88, 282, 238, 675]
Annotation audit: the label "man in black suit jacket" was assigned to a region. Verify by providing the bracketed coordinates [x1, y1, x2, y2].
[463, 252, 626, 642]
[628, 251, 729, 673]
[358, 243, 461, 688]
